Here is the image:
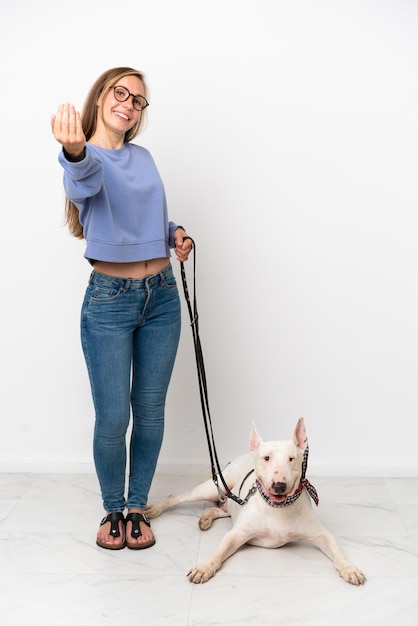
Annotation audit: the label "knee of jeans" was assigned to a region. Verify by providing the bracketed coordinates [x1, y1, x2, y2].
[131, 398, 167, 421]
[95, 411, 130, 440]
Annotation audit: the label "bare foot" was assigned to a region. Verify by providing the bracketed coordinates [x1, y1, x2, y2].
[96, 512, 125, 550]
[125, 509, 155, 549]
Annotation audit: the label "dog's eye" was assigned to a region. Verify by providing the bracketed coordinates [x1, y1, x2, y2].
[289, 457, 294, 462]
[264, 456, 270, 462]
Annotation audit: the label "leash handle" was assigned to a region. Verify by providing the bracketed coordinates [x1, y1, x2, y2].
[180, 240, 247, 506]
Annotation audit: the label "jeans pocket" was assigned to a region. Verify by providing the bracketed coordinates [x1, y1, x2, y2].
[90, 285, 124, 302]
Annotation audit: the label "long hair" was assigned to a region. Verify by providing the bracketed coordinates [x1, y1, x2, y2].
[65, 67, 149, 239]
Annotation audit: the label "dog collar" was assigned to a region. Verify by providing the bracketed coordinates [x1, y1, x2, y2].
[256, 446, 319, 508]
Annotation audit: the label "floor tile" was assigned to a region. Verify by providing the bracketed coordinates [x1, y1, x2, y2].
[0, 472, 417, 626]
[0, 573, 194, 626]
[188, 576, 418, 626]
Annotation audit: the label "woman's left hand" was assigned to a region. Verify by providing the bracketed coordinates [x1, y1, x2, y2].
[174, 229, 193, 262]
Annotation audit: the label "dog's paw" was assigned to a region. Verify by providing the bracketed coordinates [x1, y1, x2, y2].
[187, 565, 214, 584]
[143, 504, 162, 519]
[340, 565, 366, 586]
[198, 506, 229, 530]
[198, 512, 214, 531]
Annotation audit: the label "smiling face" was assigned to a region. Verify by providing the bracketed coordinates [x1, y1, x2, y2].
[93, 74, 145, 147]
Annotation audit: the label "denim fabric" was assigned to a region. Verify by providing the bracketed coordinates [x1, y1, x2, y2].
[80, 263, 181, 511]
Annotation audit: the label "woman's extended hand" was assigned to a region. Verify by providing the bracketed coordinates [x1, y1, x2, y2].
[174, 229, 193, 262]
[51, 103, 86, 158]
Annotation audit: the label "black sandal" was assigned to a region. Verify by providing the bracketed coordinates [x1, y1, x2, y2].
[125, 512, 156, 550]
[96, 512, 126, 550]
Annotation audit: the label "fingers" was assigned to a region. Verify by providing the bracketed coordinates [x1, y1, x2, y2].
[175, 236, 193, 262]
[52, 103, 74, 135]
[51, 103, 85, 153]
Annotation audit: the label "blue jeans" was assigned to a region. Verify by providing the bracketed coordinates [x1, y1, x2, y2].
[80, 263, 181, 512]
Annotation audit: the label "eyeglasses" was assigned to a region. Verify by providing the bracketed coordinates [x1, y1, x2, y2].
[111, 85, 149, 111]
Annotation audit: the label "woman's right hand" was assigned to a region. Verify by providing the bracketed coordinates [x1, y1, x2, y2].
[51, 103, 86, 158]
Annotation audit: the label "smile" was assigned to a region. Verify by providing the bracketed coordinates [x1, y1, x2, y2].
[114, 111, 130, 121]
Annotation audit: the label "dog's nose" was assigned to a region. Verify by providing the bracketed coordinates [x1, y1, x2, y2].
[271, 481, 287, 495]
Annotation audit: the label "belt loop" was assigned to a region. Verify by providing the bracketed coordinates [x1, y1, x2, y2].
[124, 278, 132, 292]
[160, 263, 170, 285]
[88, 270, 95, 285]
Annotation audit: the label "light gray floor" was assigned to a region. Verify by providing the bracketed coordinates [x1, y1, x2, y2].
[0, 472, 417, 625]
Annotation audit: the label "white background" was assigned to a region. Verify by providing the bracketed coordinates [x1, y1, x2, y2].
[1, 0, 417, 475]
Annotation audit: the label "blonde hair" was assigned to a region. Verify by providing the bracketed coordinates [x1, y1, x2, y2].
[65, 67, 149, 238]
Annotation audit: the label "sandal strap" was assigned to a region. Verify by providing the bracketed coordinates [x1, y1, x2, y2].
[99, 512, 124, 538]
[125, 512, 151, 539]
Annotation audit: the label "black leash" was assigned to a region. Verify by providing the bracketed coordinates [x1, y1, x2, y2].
[180, 239, 251, 506]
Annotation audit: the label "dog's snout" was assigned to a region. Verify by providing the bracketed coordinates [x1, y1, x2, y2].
[271, 481, 287, 495]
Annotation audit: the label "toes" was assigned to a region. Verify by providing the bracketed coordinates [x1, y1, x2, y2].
[144, 505, 161, 519]
[198, 515, 212, 531]
[126, 519, 154, 545]
[340, 566, 366, 585]
[97, 519, 124, 546]
[187, 567, 211, 584]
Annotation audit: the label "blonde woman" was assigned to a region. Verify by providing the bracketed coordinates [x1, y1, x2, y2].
[52, 67, 192, 550]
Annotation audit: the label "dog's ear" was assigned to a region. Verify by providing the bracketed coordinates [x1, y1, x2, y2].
[293, 417, 308, 450]
[249, 422, 262, 452]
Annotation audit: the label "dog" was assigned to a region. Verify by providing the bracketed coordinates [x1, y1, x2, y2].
[145, 418, 366, 585]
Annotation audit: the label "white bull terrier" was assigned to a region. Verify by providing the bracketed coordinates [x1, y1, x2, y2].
[145, 418, 366, 585]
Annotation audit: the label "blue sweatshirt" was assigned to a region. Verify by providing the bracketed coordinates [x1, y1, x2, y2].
[58, 142, 180, 262]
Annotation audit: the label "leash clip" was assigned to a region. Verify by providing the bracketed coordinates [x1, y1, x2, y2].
[215, 482, 227, 504]
[243, 483, 257, 504]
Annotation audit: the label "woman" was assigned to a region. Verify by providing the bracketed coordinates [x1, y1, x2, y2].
[51, 67, 192, 550]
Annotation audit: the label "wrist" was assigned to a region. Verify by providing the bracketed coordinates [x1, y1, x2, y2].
[63, 146, 86, 162]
